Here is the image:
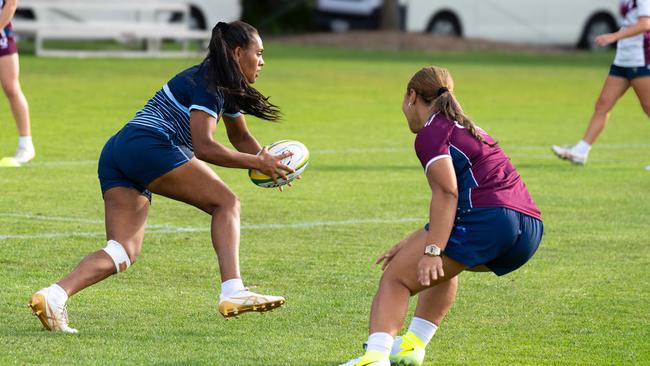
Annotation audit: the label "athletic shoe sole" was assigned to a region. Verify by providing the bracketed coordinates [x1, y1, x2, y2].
[551, 147, 586, 165]
[218, 298, 285, 318]
[28, 293, 52, 331]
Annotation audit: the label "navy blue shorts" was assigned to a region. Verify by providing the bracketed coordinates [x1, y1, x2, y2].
[425, 207, 543, 276]
[98, 124, 193, 200]
[609, 64, 650, 80]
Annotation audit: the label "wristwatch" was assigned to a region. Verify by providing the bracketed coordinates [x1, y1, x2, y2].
[424, 244, 443, 257]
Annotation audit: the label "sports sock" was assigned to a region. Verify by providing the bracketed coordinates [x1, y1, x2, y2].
[48, 284, 69, 307]
[407, 317, 438, 345]
[18, 136, 33, 150]
[366, 332, 393, 356]
[221, 278, 245, 298]
[573, 140, 591, 155]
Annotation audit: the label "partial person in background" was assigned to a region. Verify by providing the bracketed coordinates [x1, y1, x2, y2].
[0, 0, 35, 164]
[340, 66, 543, 366]
[28, 21, 293, 333]
[552, 0, 650, 170]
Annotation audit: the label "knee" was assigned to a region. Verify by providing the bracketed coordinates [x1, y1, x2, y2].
[103, 240, 136, 273]
[380, 268, 414, 293]
[1, 81, 22, 100]
[207, 191, 240, 215]
[594, 97, 613, 114]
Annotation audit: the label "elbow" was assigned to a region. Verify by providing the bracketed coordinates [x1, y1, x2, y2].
[433, 187, 458, 200]
[445, 189, 459, 200]
[193, 145, 209, 161]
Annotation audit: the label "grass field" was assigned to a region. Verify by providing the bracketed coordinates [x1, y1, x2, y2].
[0, 45, 649, 365]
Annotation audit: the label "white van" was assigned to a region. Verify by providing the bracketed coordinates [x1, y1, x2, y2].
[315, 0, 620, 49]
[15, 0, 241, 30]
[168, 0, 241, 30]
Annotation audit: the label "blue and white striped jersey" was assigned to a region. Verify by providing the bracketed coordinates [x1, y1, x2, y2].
[128, 63, 241, 150]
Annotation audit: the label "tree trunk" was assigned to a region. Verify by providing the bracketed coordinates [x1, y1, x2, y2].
[379, 0, 400, 30]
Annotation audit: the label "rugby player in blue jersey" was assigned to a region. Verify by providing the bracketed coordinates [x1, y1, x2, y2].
[29, 21, 293, 333]
[340, 67, 543, 366]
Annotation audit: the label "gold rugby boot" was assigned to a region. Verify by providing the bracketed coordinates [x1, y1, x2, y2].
[28, 288, 78, 333]
[218, 289, 285, 318]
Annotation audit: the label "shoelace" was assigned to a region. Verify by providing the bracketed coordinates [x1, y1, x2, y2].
[52, 304, 70, 325]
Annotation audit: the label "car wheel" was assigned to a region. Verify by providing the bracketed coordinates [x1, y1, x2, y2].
[580, 15, 617, 50]
[189, 6, 207, 30]
[428, 13, 461, 37]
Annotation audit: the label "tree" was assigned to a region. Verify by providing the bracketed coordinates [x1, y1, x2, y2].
[380, 0, 399, 30]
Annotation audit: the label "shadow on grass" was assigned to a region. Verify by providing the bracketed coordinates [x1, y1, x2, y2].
[313, 164, 419, 172]
[152, 360, 343, 366]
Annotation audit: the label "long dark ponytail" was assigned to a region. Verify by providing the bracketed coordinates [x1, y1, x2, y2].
[201, 21, 280, 121]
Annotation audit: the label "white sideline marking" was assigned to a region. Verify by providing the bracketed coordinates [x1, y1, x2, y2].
[0, 216, 422, 241]
[30, 160, 97, 167]
[24, 143, 650, 166]
[0, 213, 105, 224]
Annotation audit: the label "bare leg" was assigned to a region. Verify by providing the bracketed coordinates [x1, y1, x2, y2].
[148, 158, 241, 281]
[630, 76, 650, 118]
[57, 187, 149, 296]
[582, 76, 630, 144]
[0, 54, 31, 137]
[413, 276, 458, 326]
[369, 229, 467, 335]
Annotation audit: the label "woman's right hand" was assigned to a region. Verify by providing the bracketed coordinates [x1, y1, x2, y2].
[595, 33, 617, 47]
[257, 147, 295, 184]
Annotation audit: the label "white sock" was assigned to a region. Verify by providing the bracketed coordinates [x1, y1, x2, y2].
[408, 317, 438, 345]
[18, 136, 34, 150]
[221, 278, 245, 298]
[573, 140, 591, 155]
[366, 332, 393, 356]
[48, 284, 69, 307]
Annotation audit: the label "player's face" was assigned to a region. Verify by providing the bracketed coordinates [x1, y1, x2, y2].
[236, 33, 265, 84]
[402, 90, 419, 133]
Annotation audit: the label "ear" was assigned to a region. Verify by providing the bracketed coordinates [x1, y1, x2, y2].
[407, 89, 418, 105]
[234, 46, 243, 60]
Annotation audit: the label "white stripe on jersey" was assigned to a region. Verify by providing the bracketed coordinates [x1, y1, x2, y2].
[128, 84, 196, 149]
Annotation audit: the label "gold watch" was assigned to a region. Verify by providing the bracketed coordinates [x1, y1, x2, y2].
[424, 244, 442, 257]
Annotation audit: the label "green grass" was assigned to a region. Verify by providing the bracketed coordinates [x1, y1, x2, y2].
[1, 45, 649, 365]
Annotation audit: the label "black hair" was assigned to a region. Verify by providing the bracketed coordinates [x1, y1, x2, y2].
[201, 21, 280, 121]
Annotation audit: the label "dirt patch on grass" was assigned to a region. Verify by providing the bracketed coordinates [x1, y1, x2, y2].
[270, 31, 571, 54]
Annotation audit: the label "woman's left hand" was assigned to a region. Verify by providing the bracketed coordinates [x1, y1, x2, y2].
[376, 240, 406, 270]
[595, 33, 617, 47]
[417, 256, 444, 287]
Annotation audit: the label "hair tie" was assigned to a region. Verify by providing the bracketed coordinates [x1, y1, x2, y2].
[437, 87, 449, 97]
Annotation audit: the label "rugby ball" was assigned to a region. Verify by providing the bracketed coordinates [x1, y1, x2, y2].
[249, 140, 309, 188]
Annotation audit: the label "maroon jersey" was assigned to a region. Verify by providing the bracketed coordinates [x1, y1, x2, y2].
[414, 113, 541, 220]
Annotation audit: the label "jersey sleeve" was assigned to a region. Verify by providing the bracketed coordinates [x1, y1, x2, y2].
[639, 0, 650, 16]
[189, 87, 223, 119]
[223, 100, 242, 118]
[414, 125, 452, 173]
